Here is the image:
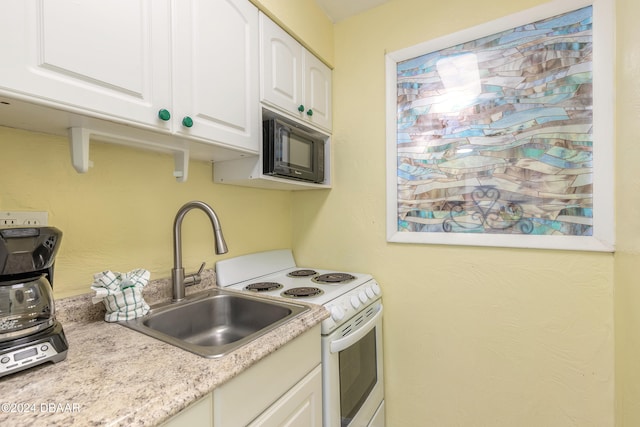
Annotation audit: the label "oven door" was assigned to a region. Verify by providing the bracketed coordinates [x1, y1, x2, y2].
[322, 301, 384, 427]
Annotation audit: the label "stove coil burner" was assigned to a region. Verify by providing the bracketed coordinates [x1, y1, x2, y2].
[287, 269, 318, 278]
[282, 287, 324, 298]
[312, 273, 356, 284]
[244, 282, 283, 292]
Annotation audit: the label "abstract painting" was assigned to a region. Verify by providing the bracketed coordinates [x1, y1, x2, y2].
[385, 0, 614, 251]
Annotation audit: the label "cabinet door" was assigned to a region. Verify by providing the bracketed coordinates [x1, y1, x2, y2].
[213, 325, 321, 426]
[303, 52, 332, 131]
[162, 393, 213, 427]
[260, 13, 332, 132]
[0, 0, 172, 129]
[260, 13, 304, 117]
[172, 0, 260, 153]
[247, 365, 323, 427]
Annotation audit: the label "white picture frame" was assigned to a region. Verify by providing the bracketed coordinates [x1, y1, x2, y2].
[385, 0, 614, 251]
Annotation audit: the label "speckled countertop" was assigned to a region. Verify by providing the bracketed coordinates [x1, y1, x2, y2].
[0, 270, 328, 426]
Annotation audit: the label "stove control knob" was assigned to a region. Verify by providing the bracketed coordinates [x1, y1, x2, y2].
[371, 283, 381, 295]
[365, 286, 375, 299]
[330, 306, 345, 322]
[359, 291, 368, 303]
[350, 295, 361, 309]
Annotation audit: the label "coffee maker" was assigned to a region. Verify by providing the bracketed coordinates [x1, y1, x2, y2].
[0, 226, 68, 377]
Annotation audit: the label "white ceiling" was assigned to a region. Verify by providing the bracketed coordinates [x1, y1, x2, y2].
[315, 0, 391, 23]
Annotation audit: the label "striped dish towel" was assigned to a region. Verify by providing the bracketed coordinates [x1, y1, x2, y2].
[91, 269, 150, 322]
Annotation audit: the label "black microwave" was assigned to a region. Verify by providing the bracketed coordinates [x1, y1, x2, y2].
[263, 118, 325, 184]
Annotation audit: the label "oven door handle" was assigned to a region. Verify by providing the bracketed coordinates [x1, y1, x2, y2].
[330, 305, 383, 354]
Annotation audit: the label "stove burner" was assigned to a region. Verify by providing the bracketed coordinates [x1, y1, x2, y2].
[312, 273, 356, 284]
[287, 269, 318, 278]
[282, 287, 324, 298]
[244, 282, 283, 292]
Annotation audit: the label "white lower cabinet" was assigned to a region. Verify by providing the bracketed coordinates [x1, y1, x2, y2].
[247, 365, 322, 427]
[163, 394, 213, 427]
[163, 325, 322, 427]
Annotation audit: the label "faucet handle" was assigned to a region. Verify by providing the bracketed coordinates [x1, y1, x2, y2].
[184, 262, 206, 288]
[196, 262, 206, 275]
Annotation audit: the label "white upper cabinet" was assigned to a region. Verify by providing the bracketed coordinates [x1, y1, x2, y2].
[0, 0, 172, 130]
[303, 52, 332, 132]
[0, 0, 260, 154]
[260, 13, 332, 132]
[172, 0, 259, 152]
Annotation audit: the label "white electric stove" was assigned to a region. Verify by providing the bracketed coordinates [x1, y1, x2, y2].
[216, 249, 381, 334]
[216, 249, 385, 427]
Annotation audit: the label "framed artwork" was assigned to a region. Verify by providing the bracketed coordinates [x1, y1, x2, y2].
[385, 0, 614, 251]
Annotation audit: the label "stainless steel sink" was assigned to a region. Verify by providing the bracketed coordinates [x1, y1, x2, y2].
[121, 288, 309, 358]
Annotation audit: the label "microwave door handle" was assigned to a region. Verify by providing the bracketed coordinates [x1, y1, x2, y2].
[330, 305, 383, 354]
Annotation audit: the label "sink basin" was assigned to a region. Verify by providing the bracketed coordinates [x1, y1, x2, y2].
[121, 288, 309, 358]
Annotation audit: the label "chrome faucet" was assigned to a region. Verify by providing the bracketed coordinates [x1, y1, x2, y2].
[171, 201, 228, 302]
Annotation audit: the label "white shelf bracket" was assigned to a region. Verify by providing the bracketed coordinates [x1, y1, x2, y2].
[173, 150, 189, 183]
[69, 127, 93, 173]
[68, 127, 190, 182]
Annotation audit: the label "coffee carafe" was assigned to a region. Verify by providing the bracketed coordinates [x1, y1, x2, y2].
[0, 226, 68, 377]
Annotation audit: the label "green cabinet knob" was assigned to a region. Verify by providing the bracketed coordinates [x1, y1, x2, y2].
[298, 105, 305, 112]
[182, 116, 194, 128]
[158, 109, 171, 121]
[306, 109, 313, 117]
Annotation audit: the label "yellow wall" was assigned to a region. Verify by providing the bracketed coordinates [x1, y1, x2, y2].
[250, 0, 334, 66]
[0, 127, 293, 298]
[614, 0, 640, 425]
[291, 0, 624, 425]
[3, 0, 639, 425]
